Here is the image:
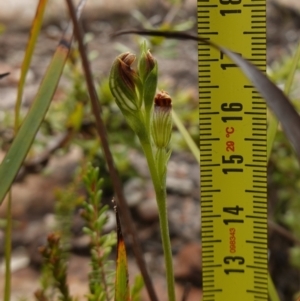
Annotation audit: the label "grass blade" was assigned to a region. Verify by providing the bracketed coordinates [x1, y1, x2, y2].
[172, 110, 199, 163]
[0, 39, 71, 205]
[15, 0, 49, 129]
[4, 193, 12, 301]
[114, 202, 130, 301]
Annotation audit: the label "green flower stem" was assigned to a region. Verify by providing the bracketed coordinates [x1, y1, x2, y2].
[139, 138, 176, 301]
[145, 110, 152, 133]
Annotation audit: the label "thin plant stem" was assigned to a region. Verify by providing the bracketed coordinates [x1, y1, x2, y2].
[139, 138, 176, 301]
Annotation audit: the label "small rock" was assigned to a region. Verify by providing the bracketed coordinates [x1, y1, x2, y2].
[6, 67, 35, 86]
[0, 87, 18, 109]
[0, 174, 57, 220]
[124, 178, 145, 207]
[166, 177, 194, 195]
[45, 146, 83, 184]
[43, 213, 57, 231]
[128, 150, 149, 177]
[168, 196, 200, 240]
[137, 198, 158, 223]
[166, 159, 195, 195]
[174, 243, 202, 287]
[272, 0, 300, 12]
[168, 160, 189, 177]
[72, 234, 91, 252]
[103, 210, 116, 232]
[0, 247, 30, 274]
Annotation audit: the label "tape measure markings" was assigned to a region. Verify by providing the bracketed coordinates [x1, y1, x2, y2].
[199, 0, 267, 300]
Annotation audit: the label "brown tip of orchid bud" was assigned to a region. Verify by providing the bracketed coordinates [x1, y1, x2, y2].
[146, 50, 155, 72]
[117, 53, 137, 91]
[154, 91, 172, 109]
[121, 52, 136, 66]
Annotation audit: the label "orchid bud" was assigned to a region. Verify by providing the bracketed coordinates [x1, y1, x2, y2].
[138, 42, 156, 83]
[109, 52, 141, 114]
[151, 91, 172, 149]
[138, 42, 158, 117]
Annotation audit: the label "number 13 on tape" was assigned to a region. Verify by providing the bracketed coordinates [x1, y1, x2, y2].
[198, 0, 267, 300]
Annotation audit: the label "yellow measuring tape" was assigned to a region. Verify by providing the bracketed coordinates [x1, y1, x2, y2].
[198, 0, 267, 300]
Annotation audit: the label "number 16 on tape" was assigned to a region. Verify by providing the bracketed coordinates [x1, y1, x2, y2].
[198, 0, 267, 300]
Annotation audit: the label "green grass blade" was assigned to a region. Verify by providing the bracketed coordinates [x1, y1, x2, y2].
[14, 0, 49, 129]
[267, 42, 300, 160]
[267, 112, 278, 161]
[114, 203, 130, 301]
[172, 110, 200, 164]
[4, 3, 48, 298]
[0, 40, 70, 205]
[4, 193, 12, 301]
